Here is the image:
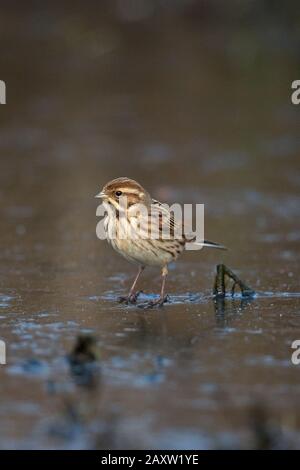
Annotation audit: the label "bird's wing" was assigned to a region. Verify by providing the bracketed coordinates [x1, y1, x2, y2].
[150, 199, 227, 249]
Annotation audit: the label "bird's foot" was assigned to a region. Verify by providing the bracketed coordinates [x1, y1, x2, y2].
[139, 294, 170, 309]
[118, 291, 142, 305]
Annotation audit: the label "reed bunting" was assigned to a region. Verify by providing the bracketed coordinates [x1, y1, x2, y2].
[96, 177, 226, 308]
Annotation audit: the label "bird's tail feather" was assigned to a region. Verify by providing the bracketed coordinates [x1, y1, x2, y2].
[191, 239, 227, 250]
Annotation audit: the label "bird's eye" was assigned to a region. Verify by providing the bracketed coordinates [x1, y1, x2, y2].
[115, 190, 122, 197]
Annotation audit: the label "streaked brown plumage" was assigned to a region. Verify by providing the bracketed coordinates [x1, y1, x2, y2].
[96, 177, 226, 308]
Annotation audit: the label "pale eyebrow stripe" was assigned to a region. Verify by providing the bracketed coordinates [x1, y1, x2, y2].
[122, 188, 140, 195]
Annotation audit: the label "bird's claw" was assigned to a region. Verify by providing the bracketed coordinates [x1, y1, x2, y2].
[138, 294, 170, 309]
[118, 291, 143, 305]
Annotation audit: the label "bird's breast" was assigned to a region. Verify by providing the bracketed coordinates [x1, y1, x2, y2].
[104, 213, 184, 267]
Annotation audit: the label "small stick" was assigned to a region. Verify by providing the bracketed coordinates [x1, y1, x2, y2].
[213, 264, 255, 298]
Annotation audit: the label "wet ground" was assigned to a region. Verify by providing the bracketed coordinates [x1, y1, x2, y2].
[0, 3, 300, 449]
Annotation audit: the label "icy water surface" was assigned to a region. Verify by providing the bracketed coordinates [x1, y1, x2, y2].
[0, 3, 300, 449]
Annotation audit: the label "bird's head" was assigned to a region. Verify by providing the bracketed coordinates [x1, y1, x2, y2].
[95, 177, 151, 211]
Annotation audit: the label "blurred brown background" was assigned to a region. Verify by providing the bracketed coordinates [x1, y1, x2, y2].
[0, 0, 300, 449]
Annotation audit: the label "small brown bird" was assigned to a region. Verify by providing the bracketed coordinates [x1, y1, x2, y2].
[96, 177, 226, 308]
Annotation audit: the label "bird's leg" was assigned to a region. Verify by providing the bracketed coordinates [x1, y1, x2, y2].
[142, 266, 169, 309]
[118, 266, 145, 304]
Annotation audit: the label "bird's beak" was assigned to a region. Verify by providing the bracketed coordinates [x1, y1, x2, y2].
[95, 191, 106, 199]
